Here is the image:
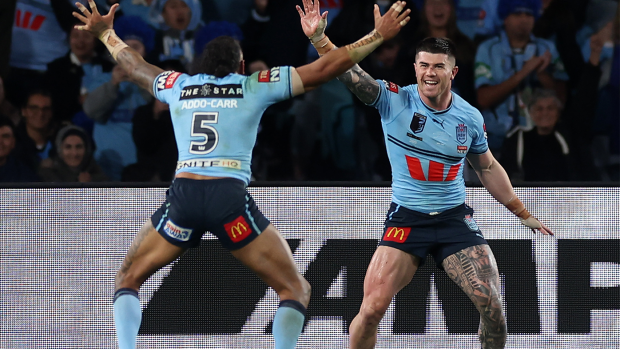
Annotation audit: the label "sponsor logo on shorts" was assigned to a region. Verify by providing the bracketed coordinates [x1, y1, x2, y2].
[224, 216, 253, 243]
[464, 214, 480, 232]
[156, 71, 174, 91]
[258, 67, 281, 83]
[383, 227, 411, 243]
[164, 220, 193, 241]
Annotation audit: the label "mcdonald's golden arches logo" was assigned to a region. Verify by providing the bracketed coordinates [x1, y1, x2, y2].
[383, 226, 411, 243]
[224, 216, 253, 243]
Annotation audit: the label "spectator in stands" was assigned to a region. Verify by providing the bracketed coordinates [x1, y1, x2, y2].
[6, 0, 77, 108]
[475, 0, 568, 155]
[192, 20, 244, 74]
[14, 90, 56, 172]
[149, 0, 203, 67]
[38, 124, 107, 182]
[0, 76, 20, 126]
[45, 25, 114, 124]
[403, 0, 477, 104]
[0, 115, 39, 182]
[127, 59, 182, 182]
[83, 16, 156, 181]
[501, 31, 607, 182]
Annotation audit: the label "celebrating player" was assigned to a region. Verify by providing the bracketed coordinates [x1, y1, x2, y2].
[72, 0, 409, 348]
[298, 3, 553, 348]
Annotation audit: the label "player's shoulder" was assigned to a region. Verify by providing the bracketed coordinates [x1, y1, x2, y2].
[154, 70, 190, 92]
[451, 93, 484, 123]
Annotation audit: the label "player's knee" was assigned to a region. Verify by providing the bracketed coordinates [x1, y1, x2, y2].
[360, 295, 391, 325]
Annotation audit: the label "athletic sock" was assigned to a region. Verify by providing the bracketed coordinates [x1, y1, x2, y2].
[272, 299, 307, 349]
[113, 288, 141, 349]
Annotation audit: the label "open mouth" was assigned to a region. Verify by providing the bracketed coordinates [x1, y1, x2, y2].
[424, 80, 439, 86]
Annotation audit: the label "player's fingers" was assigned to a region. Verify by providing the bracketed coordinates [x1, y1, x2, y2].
[72, 11, 89, 24]
[396, 8, 411, 22]
[88, 0, 99, 14]
[75, 24, 89, 31]
[390, 1, 404, 18]
[540, 222, 553, 236]
[76, 2, 91, 17]
[302, 0, 309, 16]
[374, 4, 382, 21]
[108, 3, 119, 18]
[321, 11, 328, 20]
[399, 16, 410, 27]
[314, 0, 320, 13]
[296, 5, 305, 18]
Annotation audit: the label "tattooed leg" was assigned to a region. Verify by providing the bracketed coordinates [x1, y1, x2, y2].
[442, 244, 507, 349]
[114, 219, 186, 291]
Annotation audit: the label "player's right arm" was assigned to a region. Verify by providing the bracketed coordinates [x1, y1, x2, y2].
[72, 1, 163, 96]
[290, 0, 410, 99]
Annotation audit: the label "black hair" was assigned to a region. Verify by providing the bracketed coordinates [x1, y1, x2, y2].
[198, 36, 242, 77]
[0, 115, 16, 136]
[23, 88, 52, 108]
[414, 37, 458, 63]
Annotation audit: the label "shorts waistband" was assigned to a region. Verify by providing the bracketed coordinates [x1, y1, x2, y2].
[391, 202, 468, 217]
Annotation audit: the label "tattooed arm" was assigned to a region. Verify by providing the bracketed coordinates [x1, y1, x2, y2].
[73, 1, 163, 96]
[337, 64, 381, 105]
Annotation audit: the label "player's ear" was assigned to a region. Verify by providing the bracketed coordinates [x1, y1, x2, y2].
[451, 65, 458, 80]
[238, 60, 245, 75]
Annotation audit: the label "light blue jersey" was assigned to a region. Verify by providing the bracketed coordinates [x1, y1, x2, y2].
[370, 80, 488, 213]
[152, 67, 292, 184]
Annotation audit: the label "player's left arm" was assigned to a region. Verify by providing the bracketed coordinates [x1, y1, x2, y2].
[467, 151, 553, 235]
[72, 1, 163, 96]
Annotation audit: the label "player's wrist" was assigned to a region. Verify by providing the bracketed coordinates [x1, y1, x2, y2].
[504, 196, 531, 219]
[99, 29, 129, 60]
[345, 29, 383, 63]
[308, 17, 328, 44]
[312, 35, 335, 56]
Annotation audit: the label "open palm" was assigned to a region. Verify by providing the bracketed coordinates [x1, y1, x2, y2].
[73, 1, 119, 38]
[296, 0, 328, 39]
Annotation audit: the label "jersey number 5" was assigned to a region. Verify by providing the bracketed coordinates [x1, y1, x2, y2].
[190, 112, 219, 154]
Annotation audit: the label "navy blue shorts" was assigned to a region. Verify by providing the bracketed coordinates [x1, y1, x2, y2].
[379, 203, 488, 269]
[151, 178, 270, 250]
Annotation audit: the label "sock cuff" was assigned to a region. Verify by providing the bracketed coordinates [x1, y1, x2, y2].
[279, 299, 306, 316]
[114, 288, 139, 303]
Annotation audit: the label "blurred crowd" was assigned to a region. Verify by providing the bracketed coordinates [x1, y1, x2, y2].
[0, 0, 618, 183]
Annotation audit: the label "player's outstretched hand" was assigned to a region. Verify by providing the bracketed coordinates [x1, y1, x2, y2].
[296, 0, 328, 42]
[520, 216, 553, 235]
[373, 1, 411, 41]
[73, 1, 119, 39]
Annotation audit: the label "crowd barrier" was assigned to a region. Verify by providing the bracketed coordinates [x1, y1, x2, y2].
[1, 184, 618, 348]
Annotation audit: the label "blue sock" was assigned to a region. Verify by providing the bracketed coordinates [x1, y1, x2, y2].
[272, 300, 306, 349]
[113, 288, 141, 349]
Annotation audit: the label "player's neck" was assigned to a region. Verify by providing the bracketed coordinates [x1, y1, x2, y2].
[419, 90, 452, 111]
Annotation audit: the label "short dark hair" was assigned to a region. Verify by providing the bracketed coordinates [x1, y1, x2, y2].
[414, 37, 457, 63]
[23, 88, 52, 108]
[198, 36, 242, 78]
[0, 115, 16, 136]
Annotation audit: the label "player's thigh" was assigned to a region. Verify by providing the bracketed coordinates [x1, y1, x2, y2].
[442, 244, 502, 308]
[230, 224, 306, 297]
[116, 219, 186, 289]
[363, 246, 420, 303]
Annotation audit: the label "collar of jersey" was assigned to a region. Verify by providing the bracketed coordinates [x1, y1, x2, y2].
[417, 89, 454, 115]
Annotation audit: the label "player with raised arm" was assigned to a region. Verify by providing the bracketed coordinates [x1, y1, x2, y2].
[298, 1, 553, 348]
[72, 1, 409, 348]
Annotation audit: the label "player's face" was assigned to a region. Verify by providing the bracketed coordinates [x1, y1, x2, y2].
[0, 126, 16, 160]
[414, 52, 457, 99]
[162, 0, 191, 31]
[61, 135, 86, 168]
[425, 0, 452, 29]
[504, 12, 535, 39]
[530, 97, 560, 129]
[70, 28, 95, 59]
[22, 94, 53, 131]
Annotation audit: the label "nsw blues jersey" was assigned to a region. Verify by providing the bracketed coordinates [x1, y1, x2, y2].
[153, 67, 293, 184]
[370, 80, 488, 213]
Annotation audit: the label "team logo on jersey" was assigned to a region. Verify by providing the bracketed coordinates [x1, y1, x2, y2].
[463, 215, 480, 232]
[258, 67, 281, 83]
[156, 71, 174, 91]
[383, 81, 399, 93]
[456, 123, 468, 144]
[457, 145, 468, 154]
[180, 84, 243, 99]
[410, 113, 427, 133]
